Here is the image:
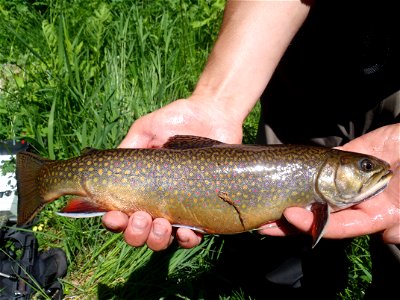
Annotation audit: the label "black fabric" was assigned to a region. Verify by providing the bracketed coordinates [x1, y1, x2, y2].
[0, 225, 67, 299]
[232, 0, 400, 298]
[259, 0, 400, 146]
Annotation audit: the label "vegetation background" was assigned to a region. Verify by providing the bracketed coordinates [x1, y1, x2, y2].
[0, 0, 371, 299]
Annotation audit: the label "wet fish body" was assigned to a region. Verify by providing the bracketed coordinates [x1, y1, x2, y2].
[16, 136, 392, 245]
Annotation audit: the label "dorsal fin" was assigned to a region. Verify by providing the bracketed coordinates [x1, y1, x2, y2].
[81, 147, 99, 155]
[162, 135, 225, 149]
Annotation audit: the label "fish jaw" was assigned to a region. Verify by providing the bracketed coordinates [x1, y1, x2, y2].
[332, 169, 393, 210]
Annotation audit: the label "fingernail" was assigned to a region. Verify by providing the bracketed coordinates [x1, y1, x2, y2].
[131, 215, 148, 231]
[177, 233, 189, 243]
[152, 221, 167, 238]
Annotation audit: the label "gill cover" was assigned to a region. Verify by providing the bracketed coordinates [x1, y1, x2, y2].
[315, 149, 392, 210]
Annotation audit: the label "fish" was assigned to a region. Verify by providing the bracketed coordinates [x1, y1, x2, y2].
[16, 135, 393, 247]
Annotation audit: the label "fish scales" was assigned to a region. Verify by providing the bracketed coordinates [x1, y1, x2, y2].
[35, 145, 328, 233]
[16, 136, 393, 242]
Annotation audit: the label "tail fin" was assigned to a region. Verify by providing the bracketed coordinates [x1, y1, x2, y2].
[16, 152, 50, 225]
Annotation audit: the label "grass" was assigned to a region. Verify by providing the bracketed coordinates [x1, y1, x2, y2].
[0, 0, 372, 299]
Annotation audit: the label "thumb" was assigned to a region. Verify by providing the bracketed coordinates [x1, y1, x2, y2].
[118, 122, 153, 149]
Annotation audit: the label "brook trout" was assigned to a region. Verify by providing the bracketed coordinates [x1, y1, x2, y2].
[16, 135, 393, 246]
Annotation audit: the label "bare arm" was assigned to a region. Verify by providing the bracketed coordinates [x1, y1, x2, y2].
[192, 0, 311, 123]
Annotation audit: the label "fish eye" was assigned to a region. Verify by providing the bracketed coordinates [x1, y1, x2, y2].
[359, 158, 374, 172]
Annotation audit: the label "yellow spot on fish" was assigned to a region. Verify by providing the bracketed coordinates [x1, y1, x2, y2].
[87, 161, 92, 166]
[89, 167, 94, 172]
[121, 178, 127, 183]
[78, 168, 84, 172]
[98, 169, 103, 176]
[102, 179, 107, 185]
[107, 170, 112, 176]
[124, 170, 131, 175]
[93, 177, 99, 183]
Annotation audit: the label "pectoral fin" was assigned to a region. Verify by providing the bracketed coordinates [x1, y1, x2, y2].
[310, 202, 330, 248]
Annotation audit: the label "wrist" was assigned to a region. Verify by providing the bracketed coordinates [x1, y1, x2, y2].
[189, 87, 254, 126]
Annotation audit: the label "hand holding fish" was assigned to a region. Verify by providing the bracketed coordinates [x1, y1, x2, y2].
[260, 124, 400, 244]
[118, 97, 243, 149]
[102, 97, 242, 250]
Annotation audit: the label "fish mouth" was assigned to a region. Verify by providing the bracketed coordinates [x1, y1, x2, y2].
[335, 170, 393, 209]
[351, 170, 393, 204]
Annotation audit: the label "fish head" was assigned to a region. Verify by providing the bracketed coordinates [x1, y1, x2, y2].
[316, 149, 393, 210]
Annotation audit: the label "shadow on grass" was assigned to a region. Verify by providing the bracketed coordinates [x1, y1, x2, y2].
[97, 233, 351, 300]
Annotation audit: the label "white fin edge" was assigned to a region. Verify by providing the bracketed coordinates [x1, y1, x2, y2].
[172, 224, 207, 234]
[56, 212, 106, 218]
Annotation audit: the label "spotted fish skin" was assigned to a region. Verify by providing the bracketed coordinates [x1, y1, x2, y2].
[16, 136, 392, 238]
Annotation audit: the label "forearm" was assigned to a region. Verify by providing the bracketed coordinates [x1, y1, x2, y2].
[192, 0, 311, 123]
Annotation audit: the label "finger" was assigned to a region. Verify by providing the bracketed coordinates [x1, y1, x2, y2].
[382, 225, 400, 244]
[123, 211, 152, 247]
[283, 207, 314, 232]
[119, 131, 150, 148]
[258, 218, 303, 236]
[176, 228, 202, 249]
[257, 222, 286, 236]
[102, 211, 129, 233]
[146, 218, 174, 251]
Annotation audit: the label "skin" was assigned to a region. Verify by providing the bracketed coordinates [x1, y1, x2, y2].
[102, 1, 400, 250]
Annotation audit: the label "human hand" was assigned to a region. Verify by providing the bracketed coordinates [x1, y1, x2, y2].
[260, 124, 400, 244]
[118, 97, 243, 148]
[102, 96, 244, 251]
